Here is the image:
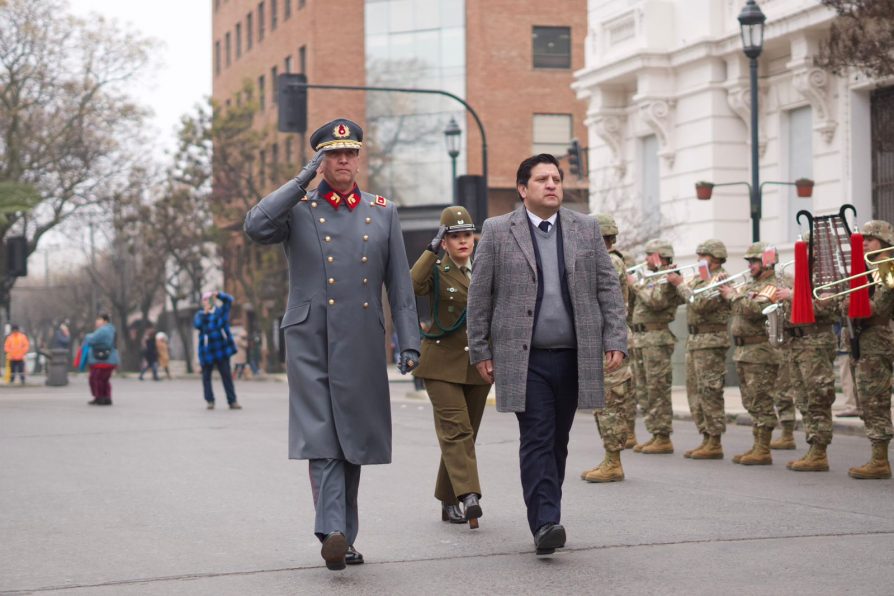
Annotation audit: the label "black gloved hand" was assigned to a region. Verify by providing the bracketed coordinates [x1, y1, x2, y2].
[427, 226, 448, 253]
[294, 149, 325, 191]
[397, 349, 420, 375]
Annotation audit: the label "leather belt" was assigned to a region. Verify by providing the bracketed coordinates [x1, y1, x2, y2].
[733, 335, 766, 346]
[633, 323, 669, 332]
[786, 325, 833, 338]
[688, 324, 727, 334]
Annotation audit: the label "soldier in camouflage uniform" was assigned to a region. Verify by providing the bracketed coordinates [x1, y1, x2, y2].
[667, 240, 731, 459]
[580, 213, 633, 483]
[847, 220, 894, 480]
[769, 269, 800, 451]
[630, 239, 685, 454]
[722, 242, 780, 466]
[772, 269, 839, 471]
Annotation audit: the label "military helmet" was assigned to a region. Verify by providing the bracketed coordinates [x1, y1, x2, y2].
[645, 239, 674, 259]
[744, 241, 768, 260]
[861, 219, 894, 246]
[593, 213, 618, 237]
[439, 206, 476, 234]
[696, 239, 727, 260]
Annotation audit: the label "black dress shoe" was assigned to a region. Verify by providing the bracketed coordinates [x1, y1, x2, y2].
[345, 545, 364, 565]
[441, 501, 465, 524]
[461, 493, 482, 521]
[534, 523, 566, 556]
[320, 531, 347, 571]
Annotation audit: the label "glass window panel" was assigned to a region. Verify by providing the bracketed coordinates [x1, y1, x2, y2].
[366, 2, 388, 36]
[440, 0, 464, 29]
[641, 135, 661, 229]
[440, 28, 464, 68]
[389, 0, 414, 33]
[533, 26, 571, 69]
[787, 106, 813, 241]
[413, 0, 439, 30]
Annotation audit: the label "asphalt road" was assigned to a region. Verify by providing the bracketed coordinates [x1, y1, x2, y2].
[1, 377, 893, 595]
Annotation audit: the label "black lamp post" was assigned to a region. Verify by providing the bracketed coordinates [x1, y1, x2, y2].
[443, 117, 462, 203]
[738, 0, 766, 242]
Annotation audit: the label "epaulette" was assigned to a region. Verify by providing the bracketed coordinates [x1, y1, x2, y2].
[374, 195, 388, 207]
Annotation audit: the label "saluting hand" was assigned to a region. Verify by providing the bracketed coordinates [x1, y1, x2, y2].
[294, 149, 326, 191]
[427, 226, 448, 254]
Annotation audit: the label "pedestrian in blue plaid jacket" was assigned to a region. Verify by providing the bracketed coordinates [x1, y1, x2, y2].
[193, 291, 241, 410]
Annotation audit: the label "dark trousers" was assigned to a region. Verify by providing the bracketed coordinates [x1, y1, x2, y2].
[139, 360, 159, 380]
[88, 366, 114, 399]
[202, 359, 237, 405]
[515, 348, 579, 535]
[309, 459, 361, 545]
[10, 360, 25, 383]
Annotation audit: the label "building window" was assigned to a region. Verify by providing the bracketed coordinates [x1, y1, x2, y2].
[236, 23, 242, 58]
[258, 2, 265, 42]
[284, 0, 291, 19]
[225, 32, 231, 67]
[214, 40, 221, 75]
[532, 26, 571, 69]
[258, 74, 266, 111]
[640, 135, 661, 230]
[247, 13, 254, 49]
[271, 0, 278, 31]
[298, 45, 306, 73]
[284, 55, 292, 73]
[786, 106, 813, 241]
[271, 66, 278, 104]
[532, 114, 572, 157]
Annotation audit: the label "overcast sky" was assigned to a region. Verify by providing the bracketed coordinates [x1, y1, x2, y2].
[68, 0, 211, 156]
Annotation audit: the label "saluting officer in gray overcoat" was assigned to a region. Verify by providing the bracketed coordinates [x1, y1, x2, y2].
[244, 118, 420, 571]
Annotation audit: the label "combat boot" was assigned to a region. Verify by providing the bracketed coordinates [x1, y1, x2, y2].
[732, 427, 759, 464]
[787, 443, 829, 472]
[640, 434, 674, 454]
[580, 452, 607, 480]
[684, 434, 708, 458]
[585, 450, 624, 482]
[769, 421, 796, 450]
[739, 427, 773, 465]
[633, 435, 655, 453]
[848, 440, 892, 480]
[690, 435, 724, 460]
[625, 420, 637, 450]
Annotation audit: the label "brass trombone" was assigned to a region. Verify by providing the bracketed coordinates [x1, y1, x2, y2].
[813, 258, 894, 300]
[865, 246, 894, 267]
[688, 268, 749, 302]
[641, 260, 706, 282]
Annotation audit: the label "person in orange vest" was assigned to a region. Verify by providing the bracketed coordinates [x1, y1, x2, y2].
[4, 324, 30, 385]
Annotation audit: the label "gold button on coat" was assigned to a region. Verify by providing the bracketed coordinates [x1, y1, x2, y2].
[324, 235, 332, 242]
[361, 256, 368, 263]
[327, 256, 334, 263]
[328, 298, 335, 305]
[365, 217, 371, 224]
[363, 302, 369, 308]
[328, 278, 336, 285]
[363, 235, 369, 241]
[319, 217, 326, 223]
[362, 278, 368, 284]
[311, 202, 318, 208]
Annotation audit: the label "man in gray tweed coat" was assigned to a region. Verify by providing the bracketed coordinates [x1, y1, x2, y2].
[244, 118, 420, 571]
[467, 153, 627, 556]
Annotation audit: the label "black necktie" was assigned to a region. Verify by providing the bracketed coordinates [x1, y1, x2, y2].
[538, 221, 551, 233]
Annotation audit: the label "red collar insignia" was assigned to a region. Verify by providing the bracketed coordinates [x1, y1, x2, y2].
[319, 182, 361, 211]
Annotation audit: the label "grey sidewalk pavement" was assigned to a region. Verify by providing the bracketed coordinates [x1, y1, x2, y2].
[2, 376, 893, 595]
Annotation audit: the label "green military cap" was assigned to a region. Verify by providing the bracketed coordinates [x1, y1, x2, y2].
[439, 205, 476, 233]
[645, 238, 674, 259]
[310, 118, 363, 152]
[744, 241, 771, 260]
[861, 219, 894, 246]
[593, 213, 618, 236]
[696, 239, 727, 260]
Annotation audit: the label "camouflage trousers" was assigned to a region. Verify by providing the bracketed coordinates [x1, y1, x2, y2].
[635, 344, 674, 435]
[595, 378, 634, 451]
[854, 353, 894, 441]
[789, 344, 836, 445]
[773, 347, 798, 424]
[630, 347, 648, 415]
[736, 361, 779, 429]
[685, 348, 728, 436]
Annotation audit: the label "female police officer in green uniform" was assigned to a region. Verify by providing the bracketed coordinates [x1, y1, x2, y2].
[411, 206, 492, 528]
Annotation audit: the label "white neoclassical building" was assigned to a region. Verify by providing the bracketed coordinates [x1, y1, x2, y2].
[574, 0, 894, 263]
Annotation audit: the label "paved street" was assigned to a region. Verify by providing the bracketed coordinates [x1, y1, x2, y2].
[2, 376, 893, 595]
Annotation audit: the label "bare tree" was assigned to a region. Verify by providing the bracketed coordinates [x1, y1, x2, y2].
[816, 0, 894, 79]
[0, 0, 154, 318]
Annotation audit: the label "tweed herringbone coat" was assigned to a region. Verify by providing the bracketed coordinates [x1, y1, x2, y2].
[467, 206, 628, 412]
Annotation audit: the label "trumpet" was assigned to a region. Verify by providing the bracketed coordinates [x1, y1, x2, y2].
[688, 269, 749, 302]
[813, 258, 894, 300]
[641, 261, 706, 282]
[777, 258, 796, 278]
[626, 262, 648, 283]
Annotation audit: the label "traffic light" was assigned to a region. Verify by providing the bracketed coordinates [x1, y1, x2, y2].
[567, 138, 584, 180]
[5, 236, 27, 277]
[277, 73, 308, 134]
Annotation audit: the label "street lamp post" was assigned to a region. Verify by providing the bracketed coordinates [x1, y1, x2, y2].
[443, 117, 462, 204]
[738, 0, 766, 242]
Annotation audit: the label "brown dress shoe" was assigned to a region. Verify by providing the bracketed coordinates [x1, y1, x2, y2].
[321, 531, 348, 571]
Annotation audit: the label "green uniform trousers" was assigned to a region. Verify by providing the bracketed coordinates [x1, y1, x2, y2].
[686, 347, 728, 436]
[424, 379, 490, 503]
[736, 361, 779, 429]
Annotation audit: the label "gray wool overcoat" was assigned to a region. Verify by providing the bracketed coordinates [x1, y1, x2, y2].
[244, 179, 420, 465]
[466, 206, 628, 412]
